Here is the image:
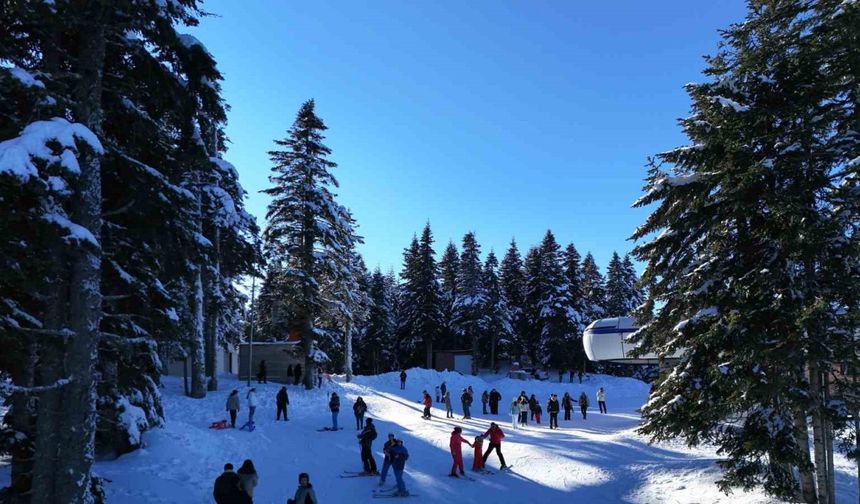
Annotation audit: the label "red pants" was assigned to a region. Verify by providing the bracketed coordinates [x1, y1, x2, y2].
[535, 412, 541, 424]
[450, 452, 464, 474]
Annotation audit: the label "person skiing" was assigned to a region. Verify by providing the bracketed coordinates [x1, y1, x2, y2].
[389, 439, 410, 496]
[489, 389, 501, 415]
[518, 397, 529, 426]
[579, 391, 589, 419]
[562, 392, 573, 421]
[597, 387, 607, 414]
[528, 394, 538, 421]
[353, 396, 368, 429]
[461, 389, 472, 419]
[329, 391, 340, 430]
[440, 381, 447, 400]
[378, 433, 397, 487]
[294, 363, 303, 386]
[257, 360, 267, 384]
[226, 390, 240, 428]
[444, 390, 453, 418]
[422, 391, 432, 419]
[246, 388, 258, 425]
[448, 426, 473, 477]
[434, 385, 441, 403]
[509, 399, 519, 430]
[276, 386, 290, 421]
[213, 463, 245, 504]
[472, 435, 485, 471]
[237, 459, 258, 500]
[399, 370, 407, 390]
[481, 390, 489, 415]
[287, 472, 318, 504]
[358, 418, 379, 474]
[547, 394, 560, 429]
[481, 422, 508, 470]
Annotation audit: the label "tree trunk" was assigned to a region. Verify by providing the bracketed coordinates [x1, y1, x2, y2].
[189, 265, 207, 398]
[471, 333, 479, 375]
[793, 407, 817, 503]
[809, 362, 830, 504]
[425, 339, 433, 369]
[7, 342, 37, 504]
[205, 227, 221, 392]
[490, 333, 496, 374]
[344, 321, 353, 382]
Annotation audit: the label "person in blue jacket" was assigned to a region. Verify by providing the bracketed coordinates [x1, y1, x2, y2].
[389, 439, 410, 497]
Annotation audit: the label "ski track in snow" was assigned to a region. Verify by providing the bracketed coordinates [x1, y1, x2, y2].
[3, 369, 857, 503]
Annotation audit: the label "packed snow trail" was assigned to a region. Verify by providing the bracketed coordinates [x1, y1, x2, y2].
[84, 369, 857, 503]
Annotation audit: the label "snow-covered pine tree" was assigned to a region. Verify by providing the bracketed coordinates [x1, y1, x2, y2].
[621, 254, 644, 315]
[452, 232, 488, 374]
[500, 240, 527, 365]
[562, 243, 587, 375]
[532, 231, 575, 372]
[631, 1, 860, 501]
[362, 268, 397, 374]
[481, 251, 513, 372]
[396, 224, 442, 368]
[438, 241, 460, 350]
[604, 252, 628, 317]
[580, 252, 606, 325]
[263, 100, 359, 388]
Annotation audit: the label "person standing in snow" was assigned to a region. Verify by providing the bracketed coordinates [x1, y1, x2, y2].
[287, 364, 294, 380]
[358, 418, 379, 474]
[276, 386, 290, 421]
[329, 391, 340, 429]
[399, 370, 407, 390]
[440, 381, 447, 401]
[448, 426, 473, 477]
[213, 463, 244, 504]
[547, 394, 560, 429]
[562, 392, 573, 421]
[389, 439, 410, 496]
[579, 391, 589, 419]
[287, 472, 317, 504]
[509, 399, 519, 430]
[226, 390, 240, 428]
[481, 390, 489, 415]
[528, 394, 538, 421]
[353, 396, 368, 430]
[518, 397, 529, 426]
[317, 365, 324, 388]
[434, 385, 441, 403]
[237, 459, 258, 500]
[534, 401, 542, 424]
[257, 360, 267, 384]
[422, 391, 433, 419]
[444, 391, 453, 418]
[597, 387, 607, 414]
[378, 433, 397, 487]
[461, 389, 473, 419]
[481, 423, 508, 470]
[246, 388, 258, 424]
[294, 363, 303, 386]
[472, 435, 485, 471]
[489, 389, 501, 415]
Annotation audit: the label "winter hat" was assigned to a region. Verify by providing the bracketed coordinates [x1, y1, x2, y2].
[224, 463, 234, 471]
[366, 418, 373, 424]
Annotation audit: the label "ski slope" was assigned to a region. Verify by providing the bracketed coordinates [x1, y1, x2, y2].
[30, 369, 860, 502]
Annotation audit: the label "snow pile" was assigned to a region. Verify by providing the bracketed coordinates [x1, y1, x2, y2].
[15, 368, 849, 503]
[0, 117, 104, 182]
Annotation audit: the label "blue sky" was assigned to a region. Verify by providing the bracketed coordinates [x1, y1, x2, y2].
[190, 0, 747, 274]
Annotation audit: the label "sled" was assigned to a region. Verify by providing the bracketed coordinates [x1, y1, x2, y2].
[238, 421, 256, 432]
[208, 420, 228, 430]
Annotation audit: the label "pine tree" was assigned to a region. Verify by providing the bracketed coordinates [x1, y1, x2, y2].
[500, 240, 526, 364]
[631, 1, 860, 501]
[481, 251, 513, 371]
[262, 99, 358, 389]
[438, 241, 460, 350]
[562, 243, 587, 375]
[604, 252, 628, 317]
[362, 268, 397, 374]
[452, 232, 488, 374]
[397, 224, 442, 367]
[580, 253, 606, 325]
[621, 254, 644, 314]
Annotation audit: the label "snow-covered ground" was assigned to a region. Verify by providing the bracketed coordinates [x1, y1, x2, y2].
[2, 369, 858, 503]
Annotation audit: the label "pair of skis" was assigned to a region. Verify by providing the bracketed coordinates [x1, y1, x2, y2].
[317, 427, 344, 432]
[372, 486, 418, 499]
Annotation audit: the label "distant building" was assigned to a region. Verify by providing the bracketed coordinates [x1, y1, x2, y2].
[434, 349, 473, 375]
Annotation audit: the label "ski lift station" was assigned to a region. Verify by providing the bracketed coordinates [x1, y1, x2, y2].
[583, 316, 683, 364]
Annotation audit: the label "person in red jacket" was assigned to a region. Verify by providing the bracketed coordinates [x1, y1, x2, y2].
[481, 423, 508, 470]
[472, 435, 485, 471]
[448, 427, 473, 477]
[422, 391, 433, 419]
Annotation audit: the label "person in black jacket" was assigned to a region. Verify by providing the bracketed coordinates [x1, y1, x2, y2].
[488, 389, 501, 415]
[294, 363, 303, 385]
[257, 360, 267, 384]
[547, 394, 560, 429]
[562, 392, 573, 421]
[213, 463, 246, 504]
[399, 370, 407, 390]
[276, 386, 290, 421]
[353, 396, 368, 429]
[528, 394, 538, 421]
[358, 418, 379, 474]
[378, 433, 397, 487]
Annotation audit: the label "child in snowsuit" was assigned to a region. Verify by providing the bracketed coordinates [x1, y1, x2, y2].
[422, 391, 432, 419]
[358, 418, 378, 474]
[472, 436, 485, 471]
[246, 388, 257, 424]
[534, 402, 542, 424]
[449, 426, 473, 477]
[330, 392, 340, 429]
[287, 472, 317, 504]
[444, 391, 453, 418]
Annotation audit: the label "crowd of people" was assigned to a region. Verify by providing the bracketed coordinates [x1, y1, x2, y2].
[213, 369, 611, 501]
